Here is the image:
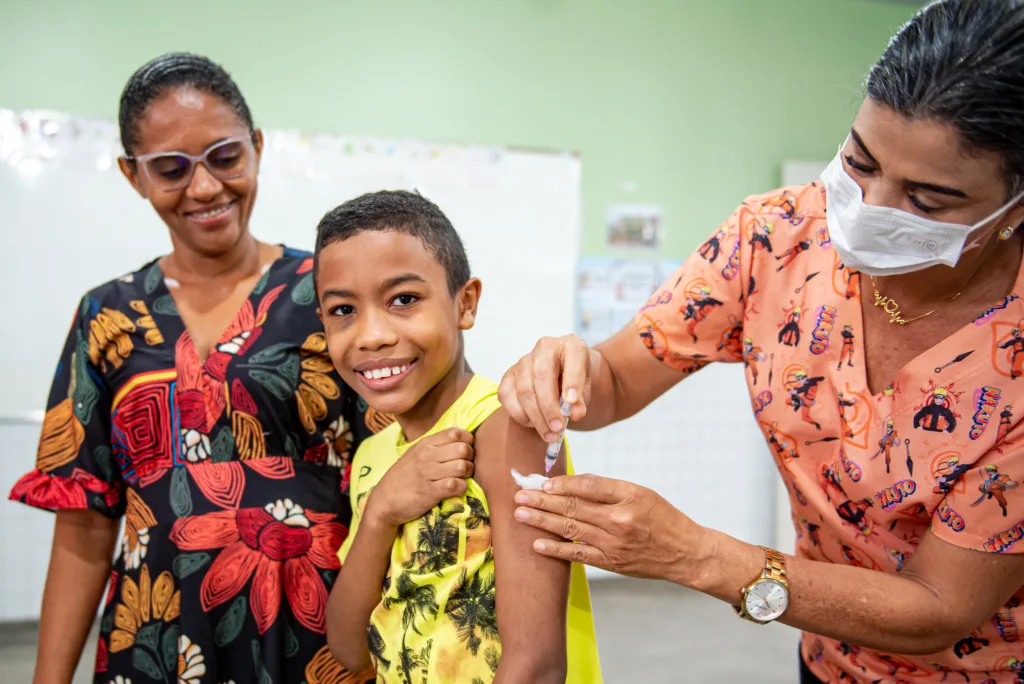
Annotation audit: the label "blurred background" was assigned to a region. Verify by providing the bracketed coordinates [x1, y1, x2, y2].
[1, 0, 921, 681]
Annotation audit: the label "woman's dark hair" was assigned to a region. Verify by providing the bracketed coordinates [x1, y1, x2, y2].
[118, 52, 254, 155]
[866, 0, 1024, 197]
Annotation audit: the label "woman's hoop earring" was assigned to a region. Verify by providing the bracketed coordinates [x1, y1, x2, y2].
[1000, 226, 1016, 241]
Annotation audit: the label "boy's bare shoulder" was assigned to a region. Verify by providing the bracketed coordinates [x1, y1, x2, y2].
[475, 406, 546, 456]
[474, 406, 565, 486]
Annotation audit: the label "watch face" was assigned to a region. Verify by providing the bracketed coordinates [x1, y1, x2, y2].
[744, 579, 788, 622]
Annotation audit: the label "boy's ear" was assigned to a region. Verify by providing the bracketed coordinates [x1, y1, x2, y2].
[316, 306, 323, 326]
[457, 278, 482, 331]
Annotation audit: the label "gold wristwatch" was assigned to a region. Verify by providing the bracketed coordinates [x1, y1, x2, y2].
[734, 546, 790, 624]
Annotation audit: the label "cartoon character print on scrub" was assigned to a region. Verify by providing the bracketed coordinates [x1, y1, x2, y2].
[635, 182, 1024, 683]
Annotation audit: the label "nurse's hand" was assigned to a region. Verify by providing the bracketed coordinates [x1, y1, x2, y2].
[512, 473, 707, 584]
[498, 334, 592, 442]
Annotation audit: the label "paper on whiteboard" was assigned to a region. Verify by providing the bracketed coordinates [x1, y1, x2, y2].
[574, 256, 682, 346]
[606, 203, 662, 251]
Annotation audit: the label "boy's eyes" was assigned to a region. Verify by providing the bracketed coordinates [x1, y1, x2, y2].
[330, 304, 355, 317]
[327, 294, 418, 318]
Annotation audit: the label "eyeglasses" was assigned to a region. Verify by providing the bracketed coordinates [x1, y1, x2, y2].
[126, 135, 254, 192]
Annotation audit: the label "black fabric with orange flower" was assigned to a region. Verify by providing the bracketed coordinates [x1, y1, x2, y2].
[10, 247, 382, 684]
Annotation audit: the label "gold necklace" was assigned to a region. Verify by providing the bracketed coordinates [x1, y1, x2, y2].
[868, 261, 987, 325]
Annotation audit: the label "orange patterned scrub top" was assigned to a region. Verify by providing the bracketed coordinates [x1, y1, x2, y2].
[636, 183, 1024, 683]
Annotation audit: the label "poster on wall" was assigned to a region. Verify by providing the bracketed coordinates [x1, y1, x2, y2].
[575, 257, 683, 345]
[605, 203, 662, 251]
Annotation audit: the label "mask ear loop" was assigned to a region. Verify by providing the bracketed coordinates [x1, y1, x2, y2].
[963, 191, 1024, 252]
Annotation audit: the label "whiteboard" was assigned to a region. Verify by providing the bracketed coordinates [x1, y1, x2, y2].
[0, 109, 581, 419]
[0, 109, 785, 609]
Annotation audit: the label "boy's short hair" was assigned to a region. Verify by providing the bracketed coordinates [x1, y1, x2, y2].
[314, 190, 471, 296]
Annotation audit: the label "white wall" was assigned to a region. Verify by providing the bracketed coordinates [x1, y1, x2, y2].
[1, 418, 54, 621]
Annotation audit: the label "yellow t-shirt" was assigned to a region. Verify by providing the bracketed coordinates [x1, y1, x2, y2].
[338, 375, 602, 683]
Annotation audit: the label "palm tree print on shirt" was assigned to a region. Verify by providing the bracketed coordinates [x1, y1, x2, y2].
[405, 504, 462, 574]
[383, 573, 440, 636]
[445, 561, 499, 657]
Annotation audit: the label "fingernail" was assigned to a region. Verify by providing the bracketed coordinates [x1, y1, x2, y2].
[544, 432, 558, 442]
[514, 491, 529, 504]
[534, 540, 547, 552]
[515, 508, 529, 521]
[566, 388, 578, 403]
[549, 418, 563, 432]
[542, 481, 554, 492]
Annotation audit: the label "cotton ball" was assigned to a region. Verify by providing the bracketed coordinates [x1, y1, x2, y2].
[511, 468, 549, 491]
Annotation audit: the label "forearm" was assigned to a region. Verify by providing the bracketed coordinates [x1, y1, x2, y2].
[573, 326, 685, 431]
[684, 528, 967, 655]
[495, 655, 567, 684]
[35, 510, 118, 684]
[327, 516, 396, 671]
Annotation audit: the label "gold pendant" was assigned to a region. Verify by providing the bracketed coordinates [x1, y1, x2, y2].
[872, 289, 906, 325]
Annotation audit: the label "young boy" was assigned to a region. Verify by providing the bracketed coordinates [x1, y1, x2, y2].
[318, 191, 602, 683]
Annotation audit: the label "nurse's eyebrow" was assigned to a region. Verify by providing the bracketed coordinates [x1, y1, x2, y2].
[850, 129, 879, 166]
[851, 128, 969, 199]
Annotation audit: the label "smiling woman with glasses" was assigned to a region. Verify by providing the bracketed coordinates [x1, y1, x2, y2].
[125, 135, 255, 192]
[9, 53, 381, 684]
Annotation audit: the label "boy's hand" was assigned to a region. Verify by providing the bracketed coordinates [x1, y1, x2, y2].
[365, 427, 475, 528]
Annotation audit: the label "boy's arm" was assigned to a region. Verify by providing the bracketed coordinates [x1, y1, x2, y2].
[475, 408, 570, 684]
[327, 501, 397, 673]
[327, 427, 477, 672]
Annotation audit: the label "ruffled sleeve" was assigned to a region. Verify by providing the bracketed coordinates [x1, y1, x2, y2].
[8, 295, 125, 518]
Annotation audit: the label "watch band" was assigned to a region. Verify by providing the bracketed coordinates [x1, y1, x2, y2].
[734, 546, 789, 623]
[762, 546, 788, 585]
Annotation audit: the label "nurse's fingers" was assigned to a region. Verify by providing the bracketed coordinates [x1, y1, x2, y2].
[513, 364, 556, 441]
[531, 539, 609, 570]
[498, 370, 532, 429]
[513, 505, 612, 549]
[542, 473, 633, 504]
[513, 486, 608, 527]
[559, 335, 591, 422]
[529, 337, 569, 440]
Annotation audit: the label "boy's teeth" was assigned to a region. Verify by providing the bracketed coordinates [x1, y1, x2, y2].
[361, 363, 411, 381]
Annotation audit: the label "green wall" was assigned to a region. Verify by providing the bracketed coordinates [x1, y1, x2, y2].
[0, 0, 915, 257]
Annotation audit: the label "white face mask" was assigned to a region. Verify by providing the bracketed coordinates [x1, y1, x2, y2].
[820, 149, 1023, 277]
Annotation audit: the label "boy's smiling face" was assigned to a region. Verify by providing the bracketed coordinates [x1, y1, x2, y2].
[317, 230, 480, 418]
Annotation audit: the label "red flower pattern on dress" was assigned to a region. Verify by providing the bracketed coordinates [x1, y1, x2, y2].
[112, 381, 174, 484]
[94, 635, 109, 674]
[231, 379, 259, 415]
[169, 501, 344, 634]
[9, 250, 371, 683]
[10, 467, 120, 511]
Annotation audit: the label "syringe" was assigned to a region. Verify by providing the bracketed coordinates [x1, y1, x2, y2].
[544, 398, 573, 474]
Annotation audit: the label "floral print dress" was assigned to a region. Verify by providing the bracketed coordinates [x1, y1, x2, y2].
[9, 247, 386, 684]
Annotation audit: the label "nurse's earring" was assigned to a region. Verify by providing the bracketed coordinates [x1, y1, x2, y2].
[1000, 226, 1016, 241]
